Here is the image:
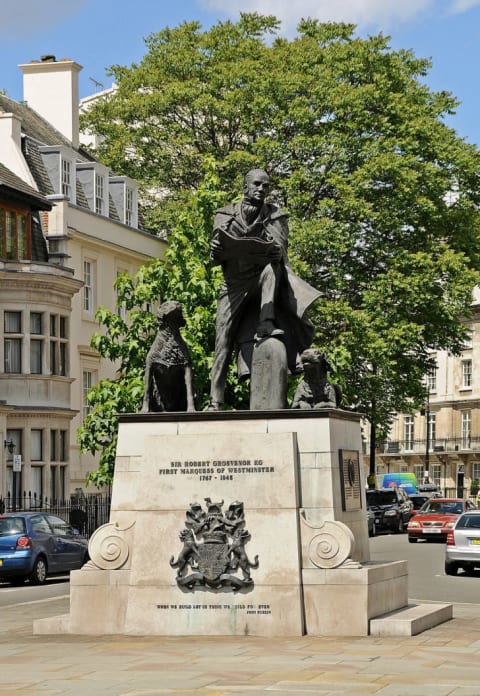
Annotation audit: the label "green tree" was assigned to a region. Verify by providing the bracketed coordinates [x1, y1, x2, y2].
[82, 14, 480, 477]
[78, 165, 232, 486]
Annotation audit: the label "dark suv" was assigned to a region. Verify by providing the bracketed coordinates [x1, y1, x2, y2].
[366, 488, 413, 534]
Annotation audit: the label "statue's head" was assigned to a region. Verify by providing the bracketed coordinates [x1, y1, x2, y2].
[243, 169, 270, 206]
[157, 300, 185, 327]
[300, 348, 331, 376]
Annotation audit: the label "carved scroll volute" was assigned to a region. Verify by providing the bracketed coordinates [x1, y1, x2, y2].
[88, 521, 135, 570]
[300, 512, 355, 569]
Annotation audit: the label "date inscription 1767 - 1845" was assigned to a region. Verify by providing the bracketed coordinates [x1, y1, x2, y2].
[170, 499, 259, 591]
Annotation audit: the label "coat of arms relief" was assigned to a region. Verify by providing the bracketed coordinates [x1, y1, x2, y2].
[170, 499, 259, 590]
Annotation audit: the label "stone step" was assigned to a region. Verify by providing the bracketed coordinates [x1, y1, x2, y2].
[370, 602, 453, 636]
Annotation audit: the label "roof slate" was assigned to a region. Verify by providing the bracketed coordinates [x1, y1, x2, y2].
[0, 161, 51, 209]
[0, 93, 72, 147]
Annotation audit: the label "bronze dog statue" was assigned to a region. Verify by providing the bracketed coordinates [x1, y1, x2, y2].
[141, 301, 195, 413]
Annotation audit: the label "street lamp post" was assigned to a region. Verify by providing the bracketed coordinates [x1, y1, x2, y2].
[4, 439, 17, 510]
[424, 390, 430, 485]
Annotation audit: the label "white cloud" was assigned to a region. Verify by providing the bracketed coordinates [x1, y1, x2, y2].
[200, 0, 477, 32]
[0, 0, 87, 37]
[450, 0, 480, 12]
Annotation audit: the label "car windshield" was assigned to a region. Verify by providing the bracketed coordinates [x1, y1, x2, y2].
[366, 491, 396, 505]
[410, 496, 429, 509]
[422, 501, 464, 514]
[456, 515, 480, 529]
[0, 517, 26, 536]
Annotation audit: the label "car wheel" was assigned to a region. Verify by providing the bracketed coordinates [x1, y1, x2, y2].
[408, 536, 418, 543]
[29, 557, 47, 585]
[445, 561, 459, 576]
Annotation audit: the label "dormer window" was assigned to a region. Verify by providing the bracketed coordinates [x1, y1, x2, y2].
[125, 187, 133, 227]
[76, 162, 109, 217]
[109, 176, 138, 228]
[61, 159, 71, 197]
[95, 173, 104, 215]
[39, 146, 76, 204]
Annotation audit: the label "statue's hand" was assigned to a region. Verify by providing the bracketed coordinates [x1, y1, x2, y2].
[211, 238, 224, 261]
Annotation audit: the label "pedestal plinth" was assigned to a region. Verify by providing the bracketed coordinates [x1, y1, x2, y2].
[34, 409, 414, 637]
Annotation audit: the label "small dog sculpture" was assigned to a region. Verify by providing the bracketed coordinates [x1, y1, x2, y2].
[291, 348, 342, 409]
[141, 300, 196, 413]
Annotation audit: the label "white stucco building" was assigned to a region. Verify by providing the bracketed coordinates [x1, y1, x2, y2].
[0, 56, 166, 505]
[365, 297, 480, 497]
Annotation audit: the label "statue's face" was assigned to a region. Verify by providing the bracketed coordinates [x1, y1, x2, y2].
[244, 170, 269, 205]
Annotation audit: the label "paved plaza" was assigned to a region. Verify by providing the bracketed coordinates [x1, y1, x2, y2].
[1, 596, 480, 695]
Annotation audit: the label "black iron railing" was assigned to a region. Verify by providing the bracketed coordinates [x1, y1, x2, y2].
[372, 436, 480, 455]
[0, 491, 111, 538]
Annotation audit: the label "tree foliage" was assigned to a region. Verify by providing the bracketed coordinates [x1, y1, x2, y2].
[81, 14, 480, 476]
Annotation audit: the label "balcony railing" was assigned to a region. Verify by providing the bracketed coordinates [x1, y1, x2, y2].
[371, 436, 480, 456]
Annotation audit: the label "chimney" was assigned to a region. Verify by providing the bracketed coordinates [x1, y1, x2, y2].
[19, 56, 82, 148]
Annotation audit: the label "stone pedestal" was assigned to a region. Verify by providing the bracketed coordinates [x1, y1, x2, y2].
[35, 409, 414, 637]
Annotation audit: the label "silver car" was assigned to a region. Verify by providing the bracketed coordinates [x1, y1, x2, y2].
[445, 509, 480, 576]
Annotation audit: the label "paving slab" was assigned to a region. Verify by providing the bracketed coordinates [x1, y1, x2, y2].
[1, 597, 480, 695]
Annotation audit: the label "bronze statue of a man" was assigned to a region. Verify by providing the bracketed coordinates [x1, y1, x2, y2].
[208, 169, 320, 410]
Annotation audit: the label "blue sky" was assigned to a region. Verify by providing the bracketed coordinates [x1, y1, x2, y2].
[1, 0, 479, 146]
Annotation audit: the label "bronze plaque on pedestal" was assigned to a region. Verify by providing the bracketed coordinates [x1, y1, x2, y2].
[339, 449, 361, 511]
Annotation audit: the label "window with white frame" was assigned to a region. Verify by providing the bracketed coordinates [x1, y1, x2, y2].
[59, 430, 67, 462]
[83, 260, 95, 314]
[426, 366, 437, 393]
[430, 464, 441, 489]
[82, 370, 95, 420]
[95, 173, 104, 215]
[59, 466, 66, 500]
[404, 415, 414, 450]
[414, 464, 424, 483]
[461, 411, 471, 449]
[472, 462, 480, 482]
[48, 314, 68, 376]
[31, 429, 43, 461]
[50, 429, 57, 461]
[61, 159, 71, 198]
[31, 466, 43, 501]
[125, 187, 134, 227]
[462, 359, 472, 388]
[4, 311, 22, 374]
[427, 413, 436, 450]
[30, 338, 42, 374]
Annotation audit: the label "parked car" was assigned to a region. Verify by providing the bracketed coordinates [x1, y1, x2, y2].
[0, 512, 88, 585]
[407, 498, 476, 543]
[418, 483, 440, 494]
[445, 510, 480, 576]
[408, 493, 434, 517]
[366, 488, 413, 533]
